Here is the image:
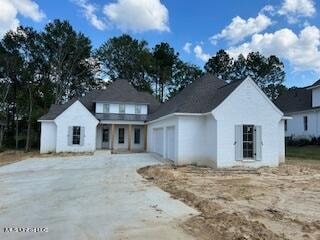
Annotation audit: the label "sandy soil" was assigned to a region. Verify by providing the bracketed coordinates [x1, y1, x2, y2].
[0, 150, 92, 167]
[138, 159, 320, 240]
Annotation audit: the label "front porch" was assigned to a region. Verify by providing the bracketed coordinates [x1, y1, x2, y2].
[96, 123, 147, 153]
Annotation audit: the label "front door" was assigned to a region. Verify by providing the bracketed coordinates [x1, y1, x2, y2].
[102, 128, 110, 149]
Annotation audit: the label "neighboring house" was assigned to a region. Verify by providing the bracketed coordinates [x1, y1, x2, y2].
[275, 79, 320, 139]
[39, 74, 286, 168]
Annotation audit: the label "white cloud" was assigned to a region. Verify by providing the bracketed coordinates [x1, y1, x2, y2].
[72, 0, 106, 30]
[194, 45, 210, 62]
[278, 0, 316, 23]
[210, 14, 272, 45]
[259, 5, 276, 15]
[183, 42, 192, 53]
[103, 0, 169, 32]
[227, 26, 320, 73]
[0, 0, 45, 37]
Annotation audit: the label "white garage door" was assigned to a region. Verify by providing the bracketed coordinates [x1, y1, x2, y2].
[153, 128, 164, 156]
[166, 126, 175, 161]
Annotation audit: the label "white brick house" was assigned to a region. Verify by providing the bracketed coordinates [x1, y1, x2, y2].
[275, 79, 320, 139]
[39, 74, 287, 168]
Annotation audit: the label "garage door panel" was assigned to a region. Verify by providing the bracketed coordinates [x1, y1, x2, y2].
[153, 128, 164, 156]
[166, 126, 175, 161]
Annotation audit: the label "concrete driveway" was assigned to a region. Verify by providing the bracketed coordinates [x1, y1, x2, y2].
[0, 153, 197, 240]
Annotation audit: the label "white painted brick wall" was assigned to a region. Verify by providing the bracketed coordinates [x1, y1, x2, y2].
[285, 111, 320, 138]
[54, 101, 99, 153]
[213, 79, 283, 168]
[40, 121, 57, 153]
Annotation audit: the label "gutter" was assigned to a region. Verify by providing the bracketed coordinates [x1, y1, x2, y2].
[284, 108, 320, 115]
[147, 112, 211, 124]
[281, 116, 292, 120]
[37, 120, 55, 123]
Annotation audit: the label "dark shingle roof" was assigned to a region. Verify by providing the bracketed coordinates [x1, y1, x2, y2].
[309, 79, 320, 88]
[148, 74, 244, 121]
[274, 87, 313, 113]
[39, 79, 159, 121]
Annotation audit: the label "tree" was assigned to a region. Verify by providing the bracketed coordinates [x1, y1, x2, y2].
[204, 50, 285, 99]
[41, 19, 98, 104]
[0, 27, 42, 151]
[14, 27, 43, 151]
[245, 52, 285, 98]
[0, 43, 10, 148]
[152, 42, 178, 102]
[204, 49, 233, 80]
[167, 60, 203, 98]
[0, 30, 24, 149]
[96, 34, 153, 92]
[229, 54, 247, 81]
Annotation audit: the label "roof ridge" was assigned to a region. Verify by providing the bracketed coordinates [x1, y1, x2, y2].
[218, 79, 243, 89]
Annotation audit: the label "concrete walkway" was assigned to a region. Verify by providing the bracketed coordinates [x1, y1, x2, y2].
[0, 153, 197, 240]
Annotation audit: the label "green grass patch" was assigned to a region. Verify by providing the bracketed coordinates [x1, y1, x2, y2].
[286, 145, 320, 160]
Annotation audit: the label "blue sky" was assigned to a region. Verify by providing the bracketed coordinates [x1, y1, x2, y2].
[1, 0, 319, 87]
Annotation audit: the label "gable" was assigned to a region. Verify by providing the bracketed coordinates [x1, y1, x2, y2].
[213, 78, 283, 120]
[54, 100, 98, 125]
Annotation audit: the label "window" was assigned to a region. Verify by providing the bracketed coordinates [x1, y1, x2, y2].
[284, 120, 287, 131]
[243, 125, 254, 159]
[103, 104, 109, 113]
[135, 105, 141, 114]
[102, 129, 109, 142]
[119, 104, 125, 113]
[134, 128, 141, 144]
[304, 116, 308, 131]
[118, 128, 125, 144]
[72, 126, 81, 145]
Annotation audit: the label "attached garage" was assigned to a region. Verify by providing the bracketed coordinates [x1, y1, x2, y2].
[165, 126, 175, 161]
[153, 128, 164, 156]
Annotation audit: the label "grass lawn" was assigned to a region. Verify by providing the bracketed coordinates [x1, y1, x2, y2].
[286, 145, 320, 160]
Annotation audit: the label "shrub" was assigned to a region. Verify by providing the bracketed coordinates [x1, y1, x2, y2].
[285, 136, 320, 146]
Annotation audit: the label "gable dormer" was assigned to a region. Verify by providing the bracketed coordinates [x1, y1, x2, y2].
[307, 79, 320, 108]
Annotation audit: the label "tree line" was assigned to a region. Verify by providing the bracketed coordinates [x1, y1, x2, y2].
[0, 19, 286, 151]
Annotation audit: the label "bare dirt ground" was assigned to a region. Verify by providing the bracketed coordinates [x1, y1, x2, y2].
[138, 158, 320, 240]
[0, 150, 92, 167]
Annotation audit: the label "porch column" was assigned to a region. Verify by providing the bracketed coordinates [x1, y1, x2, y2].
[128, 124, 132, 152]
[111, 124, 115, 152]
[144, 125, 147, 152]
